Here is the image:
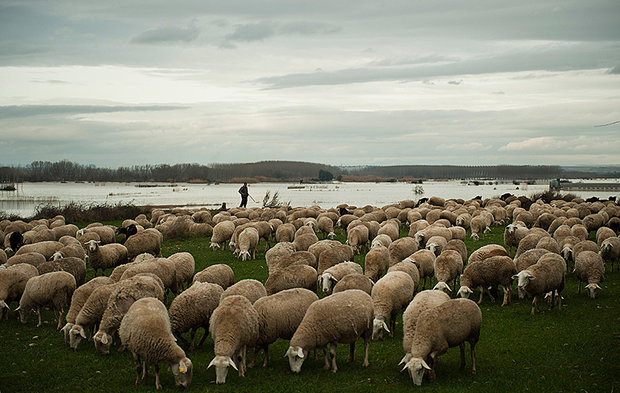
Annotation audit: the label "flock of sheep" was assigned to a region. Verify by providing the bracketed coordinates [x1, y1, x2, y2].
[0, 193, 618, 389]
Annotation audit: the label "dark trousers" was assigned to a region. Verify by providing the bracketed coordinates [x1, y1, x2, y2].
[240, 196, 248, 207]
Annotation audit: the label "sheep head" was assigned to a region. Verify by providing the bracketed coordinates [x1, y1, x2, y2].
[402, 357, 431, 386]
[585, 283, 601, 299]
[60, 322, 74, 345]
[320, 272, 337, 295]
[208, 355, 237, 384]
[432, 281, 451, 293]
[372, 318, 389, 341]
[69, 324, 87, 350]
[170, 357, 193, 388]
[513, 270, 534, 299]
[285, 346, 307, 373]
[457, 286, 473, 299]
[93, 331, 113, 355]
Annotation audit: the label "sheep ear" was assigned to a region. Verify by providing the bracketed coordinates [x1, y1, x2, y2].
[382, 320, 390, 333]
[79, 326, 87, 339]
[511, 274, 518, 280]
[297, 348, 305, 358]
[421, 360, 431, 370]
[228, 357, 238, 371]
[208, 358, 216, 369]
[398, 355, 408, 366]
[101, 334, 109, 345]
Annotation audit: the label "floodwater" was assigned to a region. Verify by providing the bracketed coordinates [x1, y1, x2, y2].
[0, 179, 616, 218]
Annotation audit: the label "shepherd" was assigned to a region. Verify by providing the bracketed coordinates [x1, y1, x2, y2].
[239, 182, 249, 208]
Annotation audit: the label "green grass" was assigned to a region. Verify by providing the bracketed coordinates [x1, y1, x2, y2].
[0, 225, 618, 392]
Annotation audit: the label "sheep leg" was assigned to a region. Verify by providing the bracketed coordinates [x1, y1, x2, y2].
[263, 345, 269, 368]
[154, 364, 162, 390]
[459, 343, 466, 370]
[471, 341, 477, 375]
[56, 308, 65, 330]
[531, 296, 538, 315]
[556, 290, 562, 311]
[197, 327, 209, 347]
[362, 332, 370, 368]
[477, 286, 484, 304]
[348, 342, 355, 363]
[502, 287, 510, 306]
[188, 328, 197, 351]
[133, 353, 141, 386]
[323, 347, 330, 370]
[36, 307, 42, 327]
[390, 315, 396, 338]
[329, 343, 338, 373]
[577, 280, 581, 294]
[248, 347, 258, 368]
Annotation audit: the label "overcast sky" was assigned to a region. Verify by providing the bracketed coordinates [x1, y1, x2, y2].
[1, 0, 619, 168]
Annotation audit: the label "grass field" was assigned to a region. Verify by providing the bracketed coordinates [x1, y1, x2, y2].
[0, 224, 618, 393]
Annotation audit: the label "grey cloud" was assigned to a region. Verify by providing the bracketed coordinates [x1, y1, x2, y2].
[131, 21, 199, 44]
[255, 42, 620, 89]
[279, 21, 340, 35]
[0, 105, 186, 118]
[225, 21, 275, 42]
[448, 80, 462, 85]
[368, 55, 459, 67]
[609, 66, 620, 74]
[224, 20, 340, 43]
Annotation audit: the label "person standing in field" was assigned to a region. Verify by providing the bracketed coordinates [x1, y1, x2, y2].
[239, 182, 249, 208]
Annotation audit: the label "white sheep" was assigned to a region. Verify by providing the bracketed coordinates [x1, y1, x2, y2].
[432, 250, 464, 293]
[60, 276, 114, 344]
[468, 244, 509, 264]
[208, 295, 260, 384]
[124, 229, 162, 260]
[192, 264, 235, 289]
[573, 250, 605, 299]
[371, 234, 392, 249]
[513, 254, 566, 315]
[457, 256, 517, 306]
[169, 281, 223, 351]
[504, 223, 529, 252]
[238, 227, 259, 261]
[317, 244, 354, 275]
[78, 226, 116, 244]
[388, 237, 419, 266]
[251, 288, 318, 368]
[264, 264, 317, 295]
[319, 261, 363, 295]
[0, 263, 39, 320]
[332, 273, 374, 295]
[317, 216, 336, 239]
[167, 251, 195, 290]
[600, 237, 620, 272]
[364, 245, 390, 282]
[15, 240, 64, 260]
[406, 250, 435, 289]
[85, 240, 128, 276]
[16, 271, 76, 329]
[119, 297, 193, 390]
[371, 271, 415, 340]
[400, 289, 451, 365]
[346, 225, 369, 254]
[220, 279, 267, 304]
[286, 289, 374, 373]
[275, 223, 296, 243]
[469, 215, 488, 241]
[69, 282, 120, 350]
[425, 235, 447, 257]
[93, 274, 165, 355]
[402, 298, 482, 386]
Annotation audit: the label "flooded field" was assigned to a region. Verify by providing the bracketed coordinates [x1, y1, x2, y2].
[0, 179, 616, 218]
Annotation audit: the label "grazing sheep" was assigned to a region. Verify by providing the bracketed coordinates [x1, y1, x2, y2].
[265, 265, 317, 295]
[457, 256, 517, 306]
[317, 216, 336, 239]
[86, 240, 129, 276]
[307, 240, 341, 263]
[371, 271, 415, 340]
[425, 235, 447, 257]
[469, 215, 489, 241]
[293, 232, 319, 252]
[60, 276, 114, 344]
[69, 282, 121, 350]
[93, 274, 166, 355]
[332, 273, 374, 295]
[119, 297, 193, 390]
[371, 234, 392, 249]
[193, 264, 235, 289]
[78, 226, 116, 244]
[406, 250, 436, 289]
[596, 227, 616, 247]
[317, 244, 355, 275]
[265, 242, 297, 272]
[167, 252, 195, 290]
[52, 242, 86, 261]
[573, 251, 605, 299]
[515, 248, 552, 272]
[504, 223, 529, 252]
[432, 250, 464, 293]
[536, 236, 561, 254]
[275, 223, 296, 243]
[364, 245, 390, 282]
[0, 263, 39, 320]
[387, 260, 420, 289]
[346, 225, 369, 254]
[51, 224, 79, 240]
[120, 258, 179, 296]
[238, 227, 260, 261]
[455, 213, 472, 229]
[22, 227, 55, 244]
[600, 237, 620, 272]
[319, 261, 363, 295]
[208, 295, 260, 384]
[468, 244, 509, 264]
[251, 288, 318, 368]
[221, 279, 267, 304]
[15, 240, 64, 260]
[5, 252, 46, 268]
[571, 224, 589, 241]
[401, 290, 451, 365]
[286, 289, 373, 373]
[513, 254, 565, 315]
[388, 237, 419, 266]
[573, 240, 599, 260]
[17, 271, 76, 329]
[377, 221, 400, 242]
[37, 256, 86, 287]
[402, 298, 482, 386]
[515, 232, 548, 258]
[124, 229, 162, 260]
[448, 226, 466, 241]
[414, 226, 452, 248]
[268, 251, 317, 272]
[169, 282, 223, 351]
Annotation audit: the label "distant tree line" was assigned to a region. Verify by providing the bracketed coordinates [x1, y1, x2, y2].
[0, 160, 608, 184]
